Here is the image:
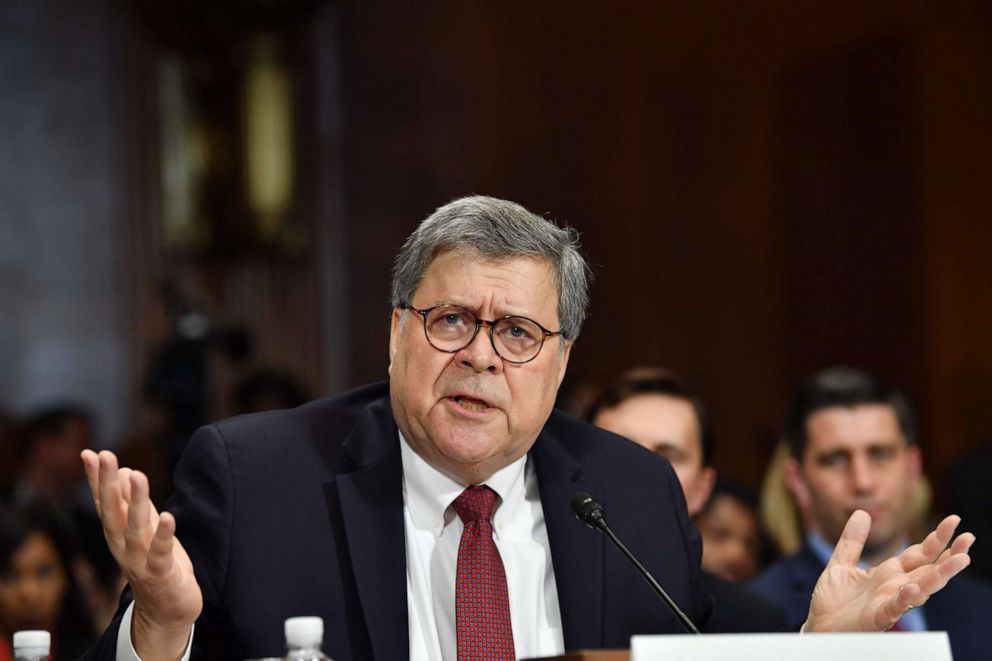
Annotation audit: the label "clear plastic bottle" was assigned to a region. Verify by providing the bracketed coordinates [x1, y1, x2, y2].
[284, 616, 332, 661]
[12, 630, 51, 661]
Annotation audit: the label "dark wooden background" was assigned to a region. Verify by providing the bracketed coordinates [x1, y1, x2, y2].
[12, 0, 988, 498]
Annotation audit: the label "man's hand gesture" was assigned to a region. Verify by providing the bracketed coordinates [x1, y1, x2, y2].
[81, 450, 203, 660]
[805, 510, 974, 632]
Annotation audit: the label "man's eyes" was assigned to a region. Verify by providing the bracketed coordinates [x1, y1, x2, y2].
[818, 452, 849, 468]
[817, 447, 898, 468]
[868, 446, 897, 461]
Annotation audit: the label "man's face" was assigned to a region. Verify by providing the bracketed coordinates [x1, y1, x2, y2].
[786, 404, 920, 557]
[388, 251, 571, 485]
[593, 393, 715, 516]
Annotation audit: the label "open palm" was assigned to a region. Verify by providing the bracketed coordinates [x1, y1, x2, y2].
[806, 510, 974, 632]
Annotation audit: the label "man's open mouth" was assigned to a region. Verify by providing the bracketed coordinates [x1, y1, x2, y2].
[453, 395, 489, 411]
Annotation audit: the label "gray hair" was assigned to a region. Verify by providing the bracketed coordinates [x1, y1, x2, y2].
[390, 195, 591, 340]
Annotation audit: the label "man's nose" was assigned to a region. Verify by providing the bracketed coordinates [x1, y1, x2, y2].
[456, 325, 502, 374]
[850, 454, 876, 494]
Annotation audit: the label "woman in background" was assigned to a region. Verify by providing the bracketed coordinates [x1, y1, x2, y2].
[0, 503, 96, 660]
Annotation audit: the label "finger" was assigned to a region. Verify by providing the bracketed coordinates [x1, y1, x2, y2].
[828, 510, 871, 567]
[898, 515, 960, 572]
[146, 511, 177, 576]
[119, 468, 133, 503]
[907, 552, 971, 607]
[933, 532, 975, 566]
[124, 471, 154, 568]
[950, 532, 976, 556]
[97, 451, 127, 539]
[81, 450, 102, 513]
[894, 583, 921, 613]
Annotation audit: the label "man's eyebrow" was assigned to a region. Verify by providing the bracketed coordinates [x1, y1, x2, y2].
[652, 441, 687, 455]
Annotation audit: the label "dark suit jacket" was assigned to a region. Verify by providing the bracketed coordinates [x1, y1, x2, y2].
[749, 540, 992, 661]
[82, 382, 714, 660]
[700, 571, 785, 633]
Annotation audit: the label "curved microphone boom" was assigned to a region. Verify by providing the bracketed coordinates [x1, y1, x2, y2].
[570, 492, 701, 635]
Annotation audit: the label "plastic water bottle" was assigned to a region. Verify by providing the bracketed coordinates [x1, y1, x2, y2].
[12, 630, 51, 661]
[284, 616, 332, 661]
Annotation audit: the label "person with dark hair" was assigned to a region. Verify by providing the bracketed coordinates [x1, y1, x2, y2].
[78, 199, 974, 660]
[588, 367, 784, 631]
[5, 405, 93, 512]
[750, 366, 992, 661]
[587, 367, 716, 516]
[0, 503, 96, 660]
[696, 479, 771, 584]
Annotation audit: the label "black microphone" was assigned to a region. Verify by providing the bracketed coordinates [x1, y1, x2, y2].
[571, 491, 701, 634]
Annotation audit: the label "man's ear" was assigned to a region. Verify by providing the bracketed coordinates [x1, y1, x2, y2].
[783, 455, 812, 512]
[906, 443, 922, 490]
[555, 340, 572, 386]
[687, 465, 717, 518]
[388, 308, 404, 371]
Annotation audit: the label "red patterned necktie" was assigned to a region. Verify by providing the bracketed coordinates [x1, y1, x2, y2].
[452, 485, 516, 660]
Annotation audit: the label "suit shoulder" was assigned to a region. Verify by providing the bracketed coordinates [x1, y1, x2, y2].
[750, 547, 820, 596]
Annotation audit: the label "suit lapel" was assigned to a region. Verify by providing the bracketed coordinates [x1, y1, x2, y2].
[531, 427, 605, 650]
[330, 398, 409, 660]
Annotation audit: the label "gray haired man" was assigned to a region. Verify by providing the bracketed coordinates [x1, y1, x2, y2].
[81, 198, 974, 660]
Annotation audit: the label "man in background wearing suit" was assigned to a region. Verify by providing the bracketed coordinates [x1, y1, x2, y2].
[81, 198, 974, 660]
[587, 366, 785, 632]
[750, 366, 992, 661]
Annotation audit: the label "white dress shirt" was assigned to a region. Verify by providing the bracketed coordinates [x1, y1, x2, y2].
[119, 432, 564, 660]
[401, 432, 564, 661]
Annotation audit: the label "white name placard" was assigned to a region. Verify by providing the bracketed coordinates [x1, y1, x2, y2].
[631, 631, 952, 661]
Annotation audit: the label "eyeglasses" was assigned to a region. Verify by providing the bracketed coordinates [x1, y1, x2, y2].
[406, 303, 563, 364]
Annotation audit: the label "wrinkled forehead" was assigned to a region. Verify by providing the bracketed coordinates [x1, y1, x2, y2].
[417, 249, 559, 305]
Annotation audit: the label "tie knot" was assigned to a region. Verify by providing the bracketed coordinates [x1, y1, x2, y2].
[452, 485, 499, 523]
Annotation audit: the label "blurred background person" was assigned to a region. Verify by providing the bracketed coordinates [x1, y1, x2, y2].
[696, 479, 771, 584]
[750, 366, 992, 661]
[587, 366, 784, 631]
[947, 437, 992, 582]
[1, 406, 93, 515]
[0, 502, 96, 660]
[232, 367, 310, 415]
[587, 367, 716, 516]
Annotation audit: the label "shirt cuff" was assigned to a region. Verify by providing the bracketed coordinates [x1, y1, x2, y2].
[116, 601, 194, 661]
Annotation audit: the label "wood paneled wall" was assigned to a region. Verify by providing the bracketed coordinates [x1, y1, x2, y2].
[113, 1, 992, 497]
[330, 1, 992, 495]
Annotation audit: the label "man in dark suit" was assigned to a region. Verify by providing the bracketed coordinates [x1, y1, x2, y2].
[750, 366, 992, 661]
[81, 198, 974, 660]
[586, 366, 786, 632]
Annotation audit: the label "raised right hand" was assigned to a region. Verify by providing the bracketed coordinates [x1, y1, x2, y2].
[81, 449, 203, 660]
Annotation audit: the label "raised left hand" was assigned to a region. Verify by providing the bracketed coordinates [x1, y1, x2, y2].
[804, 510, 974, 632]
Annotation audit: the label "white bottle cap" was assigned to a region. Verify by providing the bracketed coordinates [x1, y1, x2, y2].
[285, 616, 324, 647]
[13, 629, 51, 651]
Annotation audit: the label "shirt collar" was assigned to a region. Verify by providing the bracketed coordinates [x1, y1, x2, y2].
[399, 430, 528, 537]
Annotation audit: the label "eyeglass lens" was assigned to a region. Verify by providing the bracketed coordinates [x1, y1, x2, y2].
[423, 305, 546, 362]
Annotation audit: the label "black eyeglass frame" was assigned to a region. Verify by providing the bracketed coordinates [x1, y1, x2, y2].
[405, 303, 564, 364]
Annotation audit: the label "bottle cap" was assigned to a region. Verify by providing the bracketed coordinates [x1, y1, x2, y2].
[285, 616, 323, 647]
[13, 629, 51, 650]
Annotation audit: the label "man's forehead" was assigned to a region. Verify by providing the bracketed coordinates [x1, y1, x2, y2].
[416, 251, 558, 310]
[805, 403, 907, 450]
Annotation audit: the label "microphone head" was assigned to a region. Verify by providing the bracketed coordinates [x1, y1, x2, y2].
[571, 491, 607, 530]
